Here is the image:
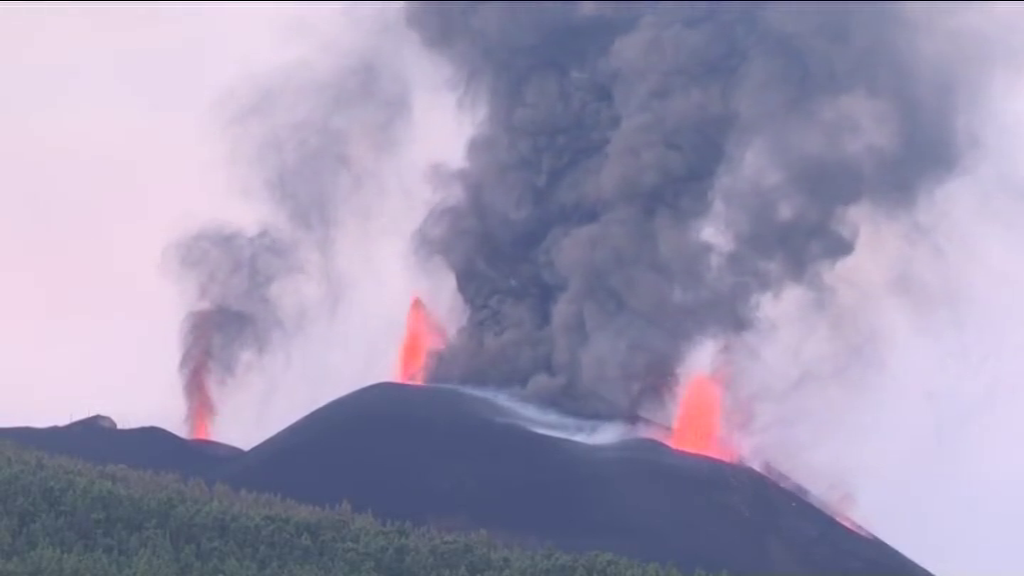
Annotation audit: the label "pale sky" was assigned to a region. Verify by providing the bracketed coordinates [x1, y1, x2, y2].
[0, 3, 301, 431]
[0, 2, 470, 443]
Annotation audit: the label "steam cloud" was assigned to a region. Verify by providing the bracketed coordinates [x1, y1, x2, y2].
[406, 2, 962, 420]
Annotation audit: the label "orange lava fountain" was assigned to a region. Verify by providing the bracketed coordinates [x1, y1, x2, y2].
[668, 372, 737, 462]
[395, 297, 448, 384]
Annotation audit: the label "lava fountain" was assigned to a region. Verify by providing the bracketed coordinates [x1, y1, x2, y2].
[395, 297, 448, 384]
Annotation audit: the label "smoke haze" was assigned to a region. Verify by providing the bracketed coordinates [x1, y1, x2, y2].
[5, 3, 1024, 575]
[0, 3, 469, 444]
[730, 9, 1024, 571]
[0, 3, 316, 435]
[164, 4, 472, 440]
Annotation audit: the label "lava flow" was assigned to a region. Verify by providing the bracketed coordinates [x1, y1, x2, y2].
[395, 297, 448, 384]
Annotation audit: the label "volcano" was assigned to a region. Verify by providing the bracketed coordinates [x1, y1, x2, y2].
[0, 383, 931, 576]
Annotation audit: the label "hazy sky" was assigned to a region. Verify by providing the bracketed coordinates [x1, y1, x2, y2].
[0, 2, 472, 445]
[0, 3, 395, 435]
[4, 4, 1024, 575]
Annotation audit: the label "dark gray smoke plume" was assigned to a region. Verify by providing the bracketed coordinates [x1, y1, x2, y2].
[407, 2, 960, 419]
[171, 227, 298, 383]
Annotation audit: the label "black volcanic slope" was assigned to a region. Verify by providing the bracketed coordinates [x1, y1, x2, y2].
[213, 382, 930, 576]
[0, 415, 241, 477]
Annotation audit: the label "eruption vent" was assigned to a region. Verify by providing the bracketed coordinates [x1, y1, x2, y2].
[667, 368, 868, 535]
[669, 373, 736, 462]
[180, 310, 215, 440]
[396, 297, 448, 384]
[397, 298, 868, 535]
[165, 38, 411, 438]
[169, 228, 298, 440]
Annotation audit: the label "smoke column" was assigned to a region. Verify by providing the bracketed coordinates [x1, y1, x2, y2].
[170, 228, 298, 438]
[180, 309, 214, 439]
[168, 7, 422, 437]
[405, 2, 962, 420]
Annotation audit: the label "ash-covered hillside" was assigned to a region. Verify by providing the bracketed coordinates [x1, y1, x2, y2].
[0, 382, 931, 576]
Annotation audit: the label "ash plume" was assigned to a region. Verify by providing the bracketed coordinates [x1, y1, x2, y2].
[168, 12, 415, 435]
[406, 2, 961, 419]
[171, 227, 299, 436]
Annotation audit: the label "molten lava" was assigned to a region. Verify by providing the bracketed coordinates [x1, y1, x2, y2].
[395, 297, 448, 384]
[184, 356, 213, 440]
[667, 370, 869, 536]
[395, 296, 736, 461]
[668, 373, 737, 462]
[180, 310, 216, 440]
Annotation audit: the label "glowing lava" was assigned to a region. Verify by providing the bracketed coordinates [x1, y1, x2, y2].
[395, 297, 448, 384]
[392, 298, 867, 535]
[180, 310, 216, 440]
[668, 370, 869, 536]
[185, 359, 213, 441]
[390, 297, 869, 536]
[668, 372, 736, 462]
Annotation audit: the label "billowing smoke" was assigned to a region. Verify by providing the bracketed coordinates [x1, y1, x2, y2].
[167, 9, 416, 437]
[406, 2, 962, 420]
[171, 228, 298, 437]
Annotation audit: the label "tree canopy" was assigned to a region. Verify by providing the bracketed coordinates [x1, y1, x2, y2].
[0, 441, 704, 576]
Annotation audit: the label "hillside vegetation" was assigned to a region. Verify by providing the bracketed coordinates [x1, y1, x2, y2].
[0, 441, 691, 576]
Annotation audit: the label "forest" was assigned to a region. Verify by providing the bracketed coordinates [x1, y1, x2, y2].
[0, 441, 700, 576]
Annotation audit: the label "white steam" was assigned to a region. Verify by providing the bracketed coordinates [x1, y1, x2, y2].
[731, 8, 1024, 574]
[454, 384, 646, 445]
